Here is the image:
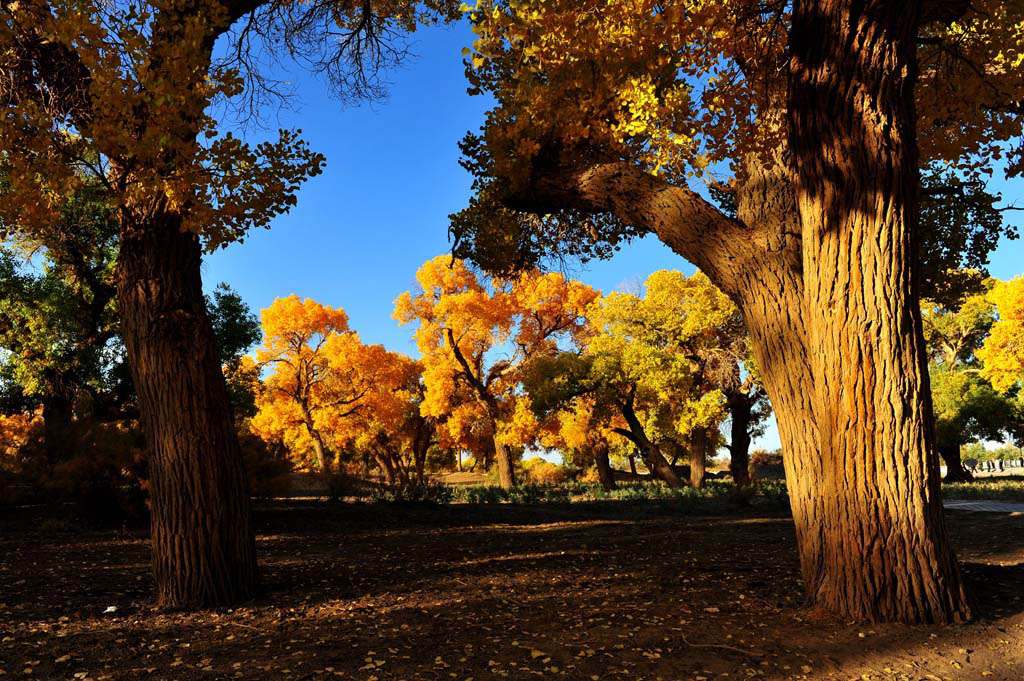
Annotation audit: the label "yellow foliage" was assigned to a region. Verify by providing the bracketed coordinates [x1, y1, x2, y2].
[978, 277, 1024, 393]
[464, 0, 1024, 188]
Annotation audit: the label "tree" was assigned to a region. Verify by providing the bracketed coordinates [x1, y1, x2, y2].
[537, 397, 623, 491]
[930, 366, 1022, 479]
[0, 0, 460, 607]
[338, 355, 441, 488]
[979, 277, 1024, 395]
[252, 296, 391, 482]
[394, 255, 598, 488]
[526, 271, 732, 489]
[0, 184, 119, 465]
[448, 0, 1024, 622]
[921, 285, 1018, 481]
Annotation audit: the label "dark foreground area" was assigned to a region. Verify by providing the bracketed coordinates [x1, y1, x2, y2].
[1, 501, 1022, 681]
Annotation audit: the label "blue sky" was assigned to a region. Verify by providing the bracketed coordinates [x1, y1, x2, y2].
[205, 21, 1024, 452]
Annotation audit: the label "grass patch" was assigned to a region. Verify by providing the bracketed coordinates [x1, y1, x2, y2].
[942, 476, 1024, 502]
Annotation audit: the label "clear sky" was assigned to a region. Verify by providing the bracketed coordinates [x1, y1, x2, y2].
[205, 21, 1024, 452]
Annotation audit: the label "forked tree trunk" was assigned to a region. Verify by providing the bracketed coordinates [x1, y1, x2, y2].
[509, 50, 971, 618]
[787, 0, 971, 622]
[593, 443, 617, 491]
[301, 409, 333, 483]
[619, 400, 684, 488]
[375, 453, 397, 486]
[939, 443, 973, 482]
[116, 207, 257, 609]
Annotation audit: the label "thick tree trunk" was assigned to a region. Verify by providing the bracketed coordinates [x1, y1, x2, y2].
[726, 394, 753, 488]
[688, 431, 707, 489]
[506, 69, 969, 618]
[493, 439, 517, 489]
[116, 207, 256, 609]
[939, 443, 973, 482]
[787, 0, 971, 622]
[593, 443, 617, 491]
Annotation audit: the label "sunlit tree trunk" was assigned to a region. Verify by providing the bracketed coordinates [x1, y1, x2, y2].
[786, 0, 971, 622]
[618, 398, 684, 488]
[116, 206, 257, 609]
[485, 403, 516, 489]
[688, 431, 708, 489]
[300, 407, 333, 483]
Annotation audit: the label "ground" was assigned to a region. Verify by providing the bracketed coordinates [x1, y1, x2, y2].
[1, 501, 1022, 681]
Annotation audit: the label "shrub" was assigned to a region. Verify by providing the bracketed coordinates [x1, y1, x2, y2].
[46, 420, 150, 528]
[238, 428, 293, 499]
[750, 449, 783, 467]
[370, 478, 455, 504]
[523, 458, 573, 485]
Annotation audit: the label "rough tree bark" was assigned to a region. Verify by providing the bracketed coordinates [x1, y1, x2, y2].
[492, 438, 517, 489]
[116, 206, 257, 609]
[787, 0, 971, 622]
[504, 10, 971, 614]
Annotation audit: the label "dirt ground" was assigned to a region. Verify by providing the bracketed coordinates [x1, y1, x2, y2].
[1, 501, 1021, 681]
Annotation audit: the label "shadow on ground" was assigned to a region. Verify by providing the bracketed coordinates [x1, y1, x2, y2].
[1, 502, 1021, 681]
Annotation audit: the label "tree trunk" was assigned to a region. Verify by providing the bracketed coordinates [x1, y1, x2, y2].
[506, 42, 971, 618]
[486, 405, 517, 488]
[299, 406, 332, 483]
[41, 389, 75, 467]
[786, 0, 971, 622]
[726, 392, 753, 489]
[939, 443, 973, 482]
[116, 207, 256, 609]
[619, 400, 684, 488]
[593, 443, 617, 491]
[627, 454, 637, 476]
[374, 453, 397, 486]
[493, 439, 517, 489]
[688, 431, 707, 490]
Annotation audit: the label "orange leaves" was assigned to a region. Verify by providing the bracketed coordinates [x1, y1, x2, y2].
[252, 295, 430, 472]
[394, 256, 599, 456]
[0, 411, 41, 460]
